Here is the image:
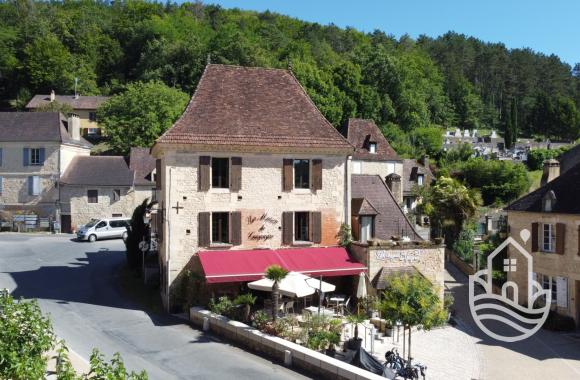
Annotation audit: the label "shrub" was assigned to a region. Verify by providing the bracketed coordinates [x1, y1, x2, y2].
[527, 147, 569, 171]
[0, 289, 54, 380]
[251, 310, 269, 330]
[453, 226, 476, 262]
[208, 296, 235, 317]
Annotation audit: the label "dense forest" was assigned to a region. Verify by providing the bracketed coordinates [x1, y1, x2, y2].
[1, 0, 579, 144]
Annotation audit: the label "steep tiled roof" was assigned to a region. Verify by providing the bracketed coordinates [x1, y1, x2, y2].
[352, 198, 380, 216]
[0, 112, 92, 148]
[60, 156, 133, 186]
[351, 174, 422, 240]
[402, 159, 433, 194]
[342, 118, 400, 161]
[129, 147, 156, 186]
[157, 64, 352, 151]
[26, 95, 109, 110]
[505, 162, 580, 214]
[559, 144, 580, 175]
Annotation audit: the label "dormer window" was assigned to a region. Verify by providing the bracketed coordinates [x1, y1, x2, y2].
[543, 191, 556, 212]
[417, 174, 424, 186]
[369, 142, 377, 154]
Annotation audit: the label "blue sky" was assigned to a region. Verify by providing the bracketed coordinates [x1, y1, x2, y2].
[205, 0, 579, 66]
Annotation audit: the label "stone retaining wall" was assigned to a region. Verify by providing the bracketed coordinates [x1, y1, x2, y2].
[189, 307, 385, 380]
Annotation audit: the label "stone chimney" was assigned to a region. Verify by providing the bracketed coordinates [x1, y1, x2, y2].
[385, 173, 402, 204]
[540, 159, 560, 186]
[420, 154, 429, 169]
[68, 114, 81, 141]
[50, 90, 55, 102]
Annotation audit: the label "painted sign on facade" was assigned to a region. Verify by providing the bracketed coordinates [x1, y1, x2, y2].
[374, 249, 422, 263]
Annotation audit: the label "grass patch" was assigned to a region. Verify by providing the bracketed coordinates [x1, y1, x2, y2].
[528, 170, 543, 192]
[116, 264, 163, 314]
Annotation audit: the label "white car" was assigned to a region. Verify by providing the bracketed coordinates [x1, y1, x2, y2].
[76, 217, 131, 242]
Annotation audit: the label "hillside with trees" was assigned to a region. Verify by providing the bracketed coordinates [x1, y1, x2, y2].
[1, 0, 579, 148]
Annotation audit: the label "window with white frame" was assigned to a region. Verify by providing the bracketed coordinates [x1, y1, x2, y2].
[369, 142, 377, 153]
[542, 223, 555, 252]
[293, 159, 310, 189]
[30, 148, 41, 165]
[417, 174, 424, 186]
[29, 176, 41, 196]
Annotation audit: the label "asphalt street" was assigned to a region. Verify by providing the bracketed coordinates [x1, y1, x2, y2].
[0, 234, 309, 380]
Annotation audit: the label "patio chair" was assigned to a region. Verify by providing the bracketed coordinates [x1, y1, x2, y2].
[337, 297, 351, 315]
[284, 301, 295, 314]
[303, 295, 312, 308]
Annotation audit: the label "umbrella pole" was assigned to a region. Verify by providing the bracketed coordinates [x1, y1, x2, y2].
[318, 275, 322, 317]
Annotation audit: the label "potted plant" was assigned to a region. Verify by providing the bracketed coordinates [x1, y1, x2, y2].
[346, 313, 366, 350]
[264, 265, 289, 321]
[234, 293, 257, 323]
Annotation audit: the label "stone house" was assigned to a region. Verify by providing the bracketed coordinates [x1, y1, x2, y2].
[59, 148, 156, 232]
[341, 118, 403, 202]
[402, 157, 433, 213]
[505, 159, 580, 325]
[26, 91, 109, 137]
[0, 112, 91, 222]
[151, 64, 367, 309]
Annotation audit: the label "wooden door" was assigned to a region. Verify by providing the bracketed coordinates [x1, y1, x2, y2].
[61, 215, 72, 234]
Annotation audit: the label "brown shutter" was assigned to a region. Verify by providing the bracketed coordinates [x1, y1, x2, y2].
[230, 211, 242, 246]
[556, 223, 566, 255]
[282, 212, 293, 245]
[312, 159, 323, 190]
[531, 222, 539, 252]
[230, 157, 242, 192]
[577, 225, 580, 256]
[283, 159, 293, 191]
[310, 211, 322, 243]
[155, 159, 162, 190]
[199, 156, 210, 191]
[198, 212, 210, 247]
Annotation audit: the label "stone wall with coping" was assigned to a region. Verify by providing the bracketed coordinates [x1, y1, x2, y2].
[189, 307, 386, 380]
[158, 150, 348, 290]
[350, 242, 445, 298]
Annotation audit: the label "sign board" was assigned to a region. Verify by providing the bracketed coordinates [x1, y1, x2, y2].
[374, 249, 422, 263]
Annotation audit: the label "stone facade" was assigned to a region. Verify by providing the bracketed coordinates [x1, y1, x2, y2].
[156, 148, 349, 305]
[507, 210, 580, 323]
[350, 242, 445, 299]
[60, 185, 154, 229]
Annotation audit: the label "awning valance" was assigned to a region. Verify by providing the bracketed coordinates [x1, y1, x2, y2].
[199, 247, 366, 284]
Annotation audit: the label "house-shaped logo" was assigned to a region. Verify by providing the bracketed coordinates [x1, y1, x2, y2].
[468, 229, 551, 342]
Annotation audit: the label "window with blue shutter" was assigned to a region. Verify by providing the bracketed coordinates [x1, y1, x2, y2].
[23, 148, 29, 166]
[0, 176, 3, 195]
[28, 176, 33, 195]
[39, 148, 45, 165]
[0, 148, 3, 166]
[28, 176, 40, 196]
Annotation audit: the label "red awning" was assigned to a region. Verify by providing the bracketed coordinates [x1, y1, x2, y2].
[198, 247, 366, 284]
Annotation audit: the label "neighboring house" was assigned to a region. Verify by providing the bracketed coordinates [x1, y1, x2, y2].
[0, 112, 91, 222]
[26, 91, 109, 137]
[59, 148, 156, 232]
[341, 118, 403, 201]
[505, 159, 580, 325]
[402, 157, 433, 213]
[351, 174, 421, 243]
[151, 64, 365, 309]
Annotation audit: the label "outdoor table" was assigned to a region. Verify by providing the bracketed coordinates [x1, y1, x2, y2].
[304, 306, 335, 317]
[329, 296, 345, 312]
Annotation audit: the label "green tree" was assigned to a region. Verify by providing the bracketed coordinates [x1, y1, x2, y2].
[97, 81, 189, 154]
[125, 198, 157, 270]
[379, 274, 446, 360]
[24, 34, 73, 93]
[410, 125, 444, 156]
[264, 264, 289, 322]
[424, 176, 482, 243]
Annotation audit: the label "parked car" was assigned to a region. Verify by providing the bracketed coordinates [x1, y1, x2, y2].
[76, 217, 131, 242]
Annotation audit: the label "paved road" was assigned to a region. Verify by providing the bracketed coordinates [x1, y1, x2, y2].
[0, 234, 308, 380]
[445, 262, 580, 380]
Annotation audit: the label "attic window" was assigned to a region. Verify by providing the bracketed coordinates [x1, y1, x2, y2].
[543, 191, 557, 212]
[369, 142, 377, 154]
[417, 174, 424, 186]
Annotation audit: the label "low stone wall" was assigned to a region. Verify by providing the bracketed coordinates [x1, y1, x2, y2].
[189, 307, 385, 380]
[446, 248, 475, 276]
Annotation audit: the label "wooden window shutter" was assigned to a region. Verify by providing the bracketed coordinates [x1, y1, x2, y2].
[556, 223, 566, 255]
[23, 148, 29, 166]
[309, 211, 322, 243]
[155, 159, 162, 190]
[230, 157, 242, 192]
[283, 159, 293, 191]
[282, 212, 293, 245]
[198, 212, 210, 247]
[577, 225, 580, 256]
[199, 156, 210, 191]
[230, 211, 242, 246]
[531, 222, 539, 252]
[312, 159, 323, 190]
